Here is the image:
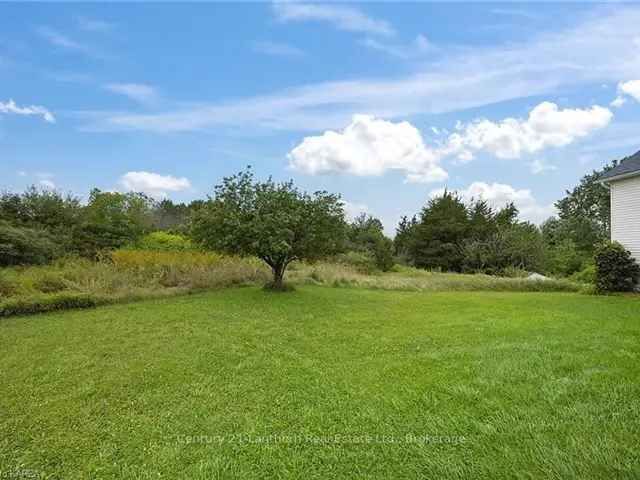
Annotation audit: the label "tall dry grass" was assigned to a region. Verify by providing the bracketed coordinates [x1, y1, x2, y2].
[0, 252, 586, 317]
[288, 263, 585, 293]
[0, 251, 270, 308]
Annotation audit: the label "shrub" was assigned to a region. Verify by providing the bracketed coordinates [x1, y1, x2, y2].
[373, 237, 394, 272]
[335, 251, 378, 274]
[569, 263, 596, 285]
[461, 224, 545, 275]
[0, 221, 60, 266]
[545, 238, 587, 276]
[594, 242, 640, 293]
[135, 231, 195, 251]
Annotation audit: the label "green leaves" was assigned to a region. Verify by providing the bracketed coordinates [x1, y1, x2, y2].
[191, 168, 347, 286]
[595, 241, 640, 292]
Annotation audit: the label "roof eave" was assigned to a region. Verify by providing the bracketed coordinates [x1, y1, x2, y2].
[599, 170, 640, 185]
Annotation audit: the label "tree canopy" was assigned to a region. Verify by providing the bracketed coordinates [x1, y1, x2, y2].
[346, 213, 394, 272]
[191, 169, 346, 289]
[554, 161, 616, 252]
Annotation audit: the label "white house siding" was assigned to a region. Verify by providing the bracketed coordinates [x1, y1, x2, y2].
[610, 175, 640, 262]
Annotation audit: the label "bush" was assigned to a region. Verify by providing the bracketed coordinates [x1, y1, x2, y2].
[594, 242, 640, 293]
[134, 231, 195, 251]
[461, 224, 545, 275]
[545, 238, 587, 276]
[335, 251, 378, 274]
[373, 237, 394, 272]
[569, 263, 596, 285]
[0, 221, 60, 266]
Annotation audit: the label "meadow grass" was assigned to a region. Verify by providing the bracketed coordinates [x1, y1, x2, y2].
[1, 286, 639, 479]
[290, 262, 585, 293]
[0, 254, 585, 317]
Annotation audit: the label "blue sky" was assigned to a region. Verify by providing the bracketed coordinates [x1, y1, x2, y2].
[2, 2, 640, 234]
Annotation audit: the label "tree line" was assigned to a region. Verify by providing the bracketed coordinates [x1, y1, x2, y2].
[0, 161, 618, 288]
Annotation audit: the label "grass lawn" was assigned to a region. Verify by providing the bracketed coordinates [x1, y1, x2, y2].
[1, 286, 639, 479]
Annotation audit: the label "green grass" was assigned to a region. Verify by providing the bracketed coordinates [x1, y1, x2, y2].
[1, 286, 639, 479]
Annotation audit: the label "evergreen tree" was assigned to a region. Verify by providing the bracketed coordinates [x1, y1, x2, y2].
[410, 191, 470, 271]
[495, 202, 519, 228]
[394, 215, 418, 258]
[468, 200, 497, 241]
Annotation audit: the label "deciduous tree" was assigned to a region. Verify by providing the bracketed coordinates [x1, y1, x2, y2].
[191, 169, 346, 290]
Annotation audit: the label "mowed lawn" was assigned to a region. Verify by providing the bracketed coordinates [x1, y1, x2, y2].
[1, 287, 639, 479]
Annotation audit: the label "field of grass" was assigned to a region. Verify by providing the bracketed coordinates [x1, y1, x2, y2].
[2, 286, 639, 479]
[0, 254, 585, 317]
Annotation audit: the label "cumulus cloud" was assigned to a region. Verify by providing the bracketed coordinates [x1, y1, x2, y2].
[430, 182, 555, 225]
[105, 84, 159, 105]
[273, 2, 394, 36]
[341, 200, 369, 220]
[610, 96, 627, 108]
[611, 79, 640, 107]
[119, 171, 191, 198]
[0, 99, 55, 123]
[288, 114, 448, 184]
[442, 102, 612, 161]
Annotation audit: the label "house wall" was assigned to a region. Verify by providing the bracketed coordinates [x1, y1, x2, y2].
[610, 175, 640, 261]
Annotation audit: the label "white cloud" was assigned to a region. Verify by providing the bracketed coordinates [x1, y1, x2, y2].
[619, 80, 640, 101]
[104, 84, 159, 105]
[529, 159, 557, 174]
[76, 16, 115, 33]
[611, 96, 627, 108]
[613, 80, 640, 107]
[341, 200, 369, 220]
[83, 7, 640, 134]
[273, 2, 395, 36]
[17, 170, 27, 177]
[490, 8, 542, 20]
[36, 26, 107, 59]
[431, 182, 556, 225]
[253, 41, 305, 57]
[36, 26, 87, 52]
[39, 179, 56, 190]
[288, 114, 448, 184]
[442, 102, 612, 160]
[0, 99, 55, 123]
[360, 34, 433, 59]
[119, 171, 191, 198]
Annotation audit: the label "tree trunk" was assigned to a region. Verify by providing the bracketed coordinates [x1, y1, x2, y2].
[271, 262, 286, 290]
